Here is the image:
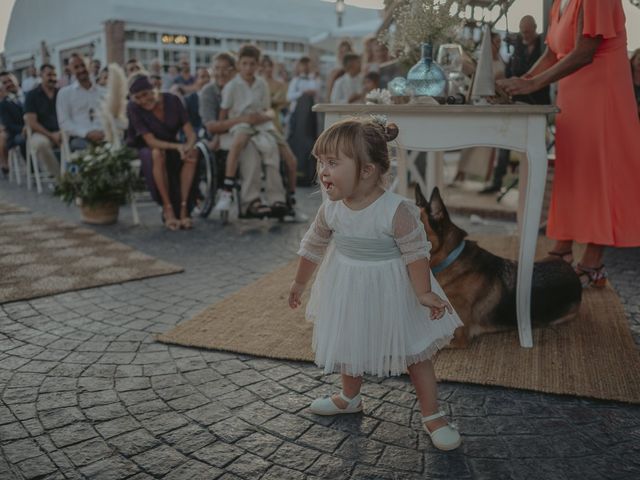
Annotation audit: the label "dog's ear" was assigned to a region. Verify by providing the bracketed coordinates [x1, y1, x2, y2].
[428, 187, 449, 222]
[415, 184, 428, 209]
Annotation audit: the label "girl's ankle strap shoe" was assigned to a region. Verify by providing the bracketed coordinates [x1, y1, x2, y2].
[309, 391, 363, 416]
[422, 411, 462, 451]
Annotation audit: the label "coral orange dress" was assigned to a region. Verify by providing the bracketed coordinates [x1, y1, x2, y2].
[546, 0, 640, 246]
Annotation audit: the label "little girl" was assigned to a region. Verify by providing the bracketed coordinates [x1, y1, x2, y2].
[288, 118, 463, 451]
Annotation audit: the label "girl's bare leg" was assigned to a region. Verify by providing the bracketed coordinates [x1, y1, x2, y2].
[179, 152, 197, 220]
[151, 149, 174, 213]
[330, 374, 363, 408]
[408, 360, 447, 432]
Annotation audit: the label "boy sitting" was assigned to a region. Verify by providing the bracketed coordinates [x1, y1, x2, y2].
[214, 44, 299, 216]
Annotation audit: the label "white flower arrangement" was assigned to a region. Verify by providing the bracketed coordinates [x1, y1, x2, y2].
[379, 0, 461, 65]
[365, 88, 392, 105]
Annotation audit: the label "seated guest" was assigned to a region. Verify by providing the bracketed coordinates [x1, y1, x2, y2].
[200, 52, 287, 218]
[183, 67, 210, 135]
[163, 65, 179, 91]
[286, 56, 320, 114]
[149, 74, 163, 91]
[127, 74, 197, 230]
[363, 71, 381, 96]
[0, 71, 26, 157]
[330, 53, 363, 104]
[287, 56, 320, 185]
[96, 67, 109, 87]
[213, 44, 298, 215]
[56, 54, 105, 151]
[24, 64, 62, 179]
[125, 58, 143, 77]
[173, 59, 197, 94]
[261, 55, 288, 134]
[90, 59, 101, 83]
[21, 66, 40, 93]
[326, 39, 353, 102]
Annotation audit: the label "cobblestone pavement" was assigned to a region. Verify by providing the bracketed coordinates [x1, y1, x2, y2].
[1, 180, 639, 480]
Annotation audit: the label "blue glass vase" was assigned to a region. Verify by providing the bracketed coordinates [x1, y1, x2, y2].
[407, 43, 447, 98]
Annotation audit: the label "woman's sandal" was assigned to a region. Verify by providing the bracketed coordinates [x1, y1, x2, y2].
[179, 202, 193, 230]
[162, 205, 180, 231]
[575, 263, 608, 288]
[309, 391, 363, 416]
[422, 411, 462, 451]
[246, 200, 272, 219]
[547, 250, 574, 264]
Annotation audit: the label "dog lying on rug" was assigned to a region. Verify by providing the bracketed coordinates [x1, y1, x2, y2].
[415, 185, 582, 347]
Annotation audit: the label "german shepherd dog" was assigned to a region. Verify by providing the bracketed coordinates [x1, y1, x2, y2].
[415, 185, 583, 347]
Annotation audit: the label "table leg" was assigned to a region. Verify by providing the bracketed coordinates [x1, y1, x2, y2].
[517, 120, 549, 347]
[396, 148, 409, 197]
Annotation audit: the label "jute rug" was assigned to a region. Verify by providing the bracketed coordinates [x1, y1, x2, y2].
[0, 202, 29, 215]
[0, 215, 183, 304]
[157, 235, 640, 404]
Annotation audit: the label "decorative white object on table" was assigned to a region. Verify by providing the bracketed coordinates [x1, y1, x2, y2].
[365, 89, 392, 105]
[471, 25, 496, 103]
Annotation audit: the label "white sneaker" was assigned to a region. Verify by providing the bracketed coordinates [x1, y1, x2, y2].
[284, 207, 309, 223]
[214, 190, 233, 212]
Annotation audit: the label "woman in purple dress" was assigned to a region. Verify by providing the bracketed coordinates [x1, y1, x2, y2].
[126, 74, 197, 230]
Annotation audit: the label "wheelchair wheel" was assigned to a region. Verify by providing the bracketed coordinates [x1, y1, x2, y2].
[194, 142, 218, 218]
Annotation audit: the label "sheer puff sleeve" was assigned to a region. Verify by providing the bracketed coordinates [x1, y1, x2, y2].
[392, 201, 432, 264]
[581, 0, 626, 39]
[297, 204, 333, 264]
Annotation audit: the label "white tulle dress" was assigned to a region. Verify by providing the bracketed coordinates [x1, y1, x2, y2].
[298, 190, 463, 377]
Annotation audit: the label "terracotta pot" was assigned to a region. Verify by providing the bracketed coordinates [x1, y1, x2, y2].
[80, 202, 119, 225]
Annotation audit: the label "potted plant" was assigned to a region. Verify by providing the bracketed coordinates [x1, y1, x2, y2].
[55, 144, 141, 225]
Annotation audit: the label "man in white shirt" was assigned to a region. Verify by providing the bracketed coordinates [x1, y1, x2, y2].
[56, 54, 105, 151]
[21, 66, 40, 93]
[286, 56, 320, 112]
[330, 53, 364, 104]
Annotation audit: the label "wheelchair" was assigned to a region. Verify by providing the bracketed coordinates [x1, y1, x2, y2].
[193, 140, 296, 224]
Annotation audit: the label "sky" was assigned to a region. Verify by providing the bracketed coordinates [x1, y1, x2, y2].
[1, 0, 639, 53]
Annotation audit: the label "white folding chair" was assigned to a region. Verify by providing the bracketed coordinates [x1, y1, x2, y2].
[25, 125, 45, 193]
[60, 130, 72, 175]
[8, 146, 23, 185]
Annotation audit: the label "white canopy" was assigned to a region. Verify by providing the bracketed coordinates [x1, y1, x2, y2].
[4, 0, 381, 57]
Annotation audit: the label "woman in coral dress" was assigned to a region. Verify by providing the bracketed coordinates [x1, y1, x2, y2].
[499, 0, 640, 287]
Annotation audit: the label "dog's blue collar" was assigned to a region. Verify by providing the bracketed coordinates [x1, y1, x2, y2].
[431, 241, 466, 274]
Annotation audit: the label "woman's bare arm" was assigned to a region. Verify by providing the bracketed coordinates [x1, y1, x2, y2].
[142, 133, 181, 151]
[499, 7, 602, 96]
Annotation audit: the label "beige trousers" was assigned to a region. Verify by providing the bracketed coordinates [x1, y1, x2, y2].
[30, 132, 61, 179]
[237, 142, 286, 214]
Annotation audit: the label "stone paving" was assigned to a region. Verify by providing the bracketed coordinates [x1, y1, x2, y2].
[1, 180, 639, 480]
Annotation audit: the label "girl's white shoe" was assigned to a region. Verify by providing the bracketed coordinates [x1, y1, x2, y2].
[422, 411, 462, 451]
[309, 391, 363, 416]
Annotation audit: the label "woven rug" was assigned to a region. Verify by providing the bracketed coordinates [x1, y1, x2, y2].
[0, 215, 183, 304]
[0, 202, 29, 215]
[157, 235, 640, 404]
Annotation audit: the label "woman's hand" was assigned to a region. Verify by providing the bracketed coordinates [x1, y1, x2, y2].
[245, 112, 272, 126]
[288, 280, 307, 309]
[178, 145, 197, 163]
[496, 77, 539, 96]
[418, 292, 453, 320]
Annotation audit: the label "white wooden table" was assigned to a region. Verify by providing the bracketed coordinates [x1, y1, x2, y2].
[313, 104, 558, 348]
